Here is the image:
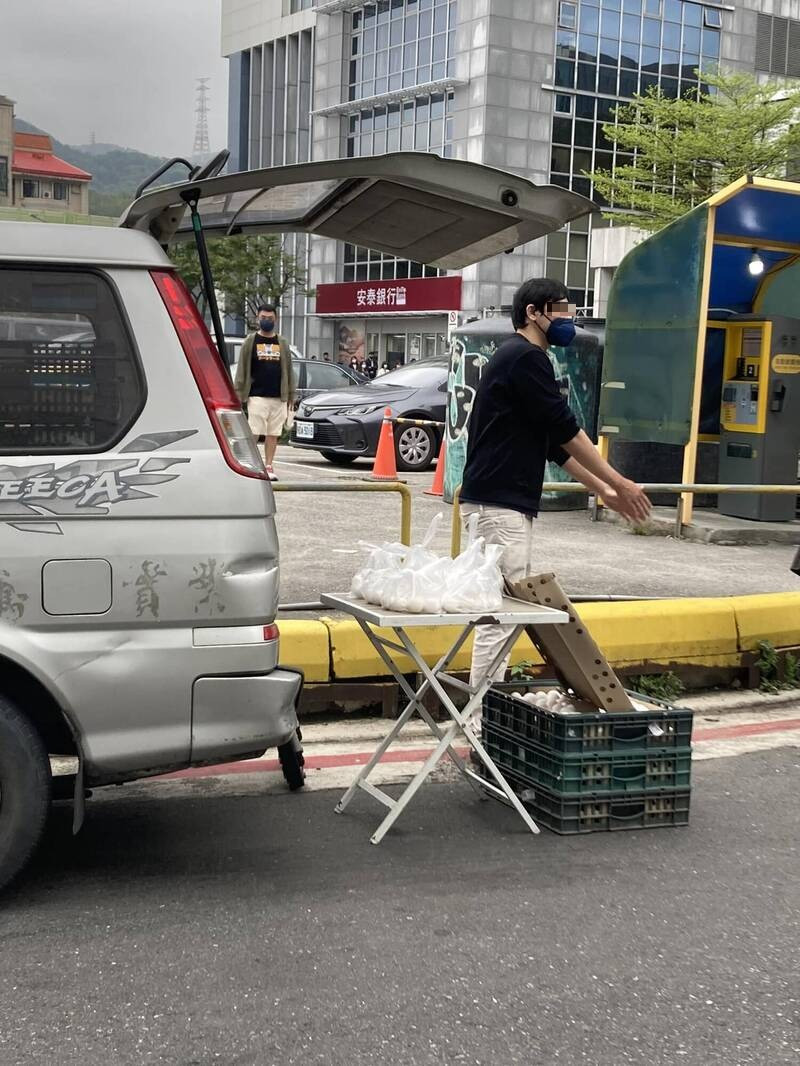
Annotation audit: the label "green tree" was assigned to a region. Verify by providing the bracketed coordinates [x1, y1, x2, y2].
[168, 234, 313, 324]
[588, 71, 800, 231]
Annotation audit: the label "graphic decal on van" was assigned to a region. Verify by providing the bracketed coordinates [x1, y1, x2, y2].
[0, 432, 196, 533]
[128, 560, 168, 619]
[189, 558, 226, 615]
[0, 570, 28, 621]
[120, 430, 198, 452]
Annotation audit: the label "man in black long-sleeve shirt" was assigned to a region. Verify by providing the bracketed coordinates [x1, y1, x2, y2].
[461, 277, 650, 689]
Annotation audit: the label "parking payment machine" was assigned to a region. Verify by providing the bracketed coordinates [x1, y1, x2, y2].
[717, 315, 800, 521]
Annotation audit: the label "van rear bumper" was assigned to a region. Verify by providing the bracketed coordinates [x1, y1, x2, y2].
[190, 668, 302, 763]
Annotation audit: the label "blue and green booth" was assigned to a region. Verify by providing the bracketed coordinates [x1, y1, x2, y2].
[599, 176, 800, 523]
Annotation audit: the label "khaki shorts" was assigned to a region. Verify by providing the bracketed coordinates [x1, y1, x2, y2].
[247, 396, 288, 438]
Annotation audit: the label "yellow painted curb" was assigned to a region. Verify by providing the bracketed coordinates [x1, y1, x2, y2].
[576, 598, 739, 664]
[729, 591, 800, 651]
[323, 616, 547, 679]
[282, 593, 799, 683]
[278, 620, 331, 682]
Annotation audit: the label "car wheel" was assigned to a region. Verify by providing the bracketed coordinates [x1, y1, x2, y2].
[278, 730, 306, 792]
[396, 424, 436, 472]
[0, 694, 51, 892]
[320, 451, 358, 466]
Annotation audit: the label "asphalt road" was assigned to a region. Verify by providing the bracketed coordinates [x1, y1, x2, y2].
[2, 748, 799, 1066]
[270, 447, 799, 603]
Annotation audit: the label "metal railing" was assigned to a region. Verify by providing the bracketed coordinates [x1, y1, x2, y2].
[450, 481, 799, 552]
[273, 479, 412, 545]
[391, 417, 445, 428]
[274, 479, 412, 612]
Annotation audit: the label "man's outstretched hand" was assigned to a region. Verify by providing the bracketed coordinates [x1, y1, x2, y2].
[600, 479, 651, 524]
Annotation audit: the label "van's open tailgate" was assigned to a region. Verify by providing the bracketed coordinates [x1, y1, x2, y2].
[118, 153, 593, 269]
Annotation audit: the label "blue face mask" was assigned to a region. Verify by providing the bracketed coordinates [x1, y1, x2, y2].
[259, 317, 275, 332]
[542, 315, 576, 348]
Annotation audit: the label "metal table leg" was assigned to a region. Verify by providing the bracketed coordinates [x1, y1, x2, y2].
[334, 619, 478, 816]
[335, 619, 540, 843]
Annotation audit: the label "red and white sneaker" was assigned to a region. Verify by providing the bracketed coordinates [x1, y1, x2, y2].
[266, 466, 279, 482]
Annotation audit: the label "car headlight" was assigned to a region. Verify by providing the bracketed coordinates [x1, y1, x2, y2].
[342, 404, 382, 416]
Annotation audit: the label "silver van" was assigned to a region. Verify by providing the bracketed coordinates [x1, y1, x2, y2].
[0, 152, 590, 888]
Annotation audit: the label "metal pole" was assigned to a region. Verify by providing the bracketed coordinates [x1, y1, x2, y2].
[448, 481, 797, 555]
[183, 193, 228, 370]
[451, 485, 462, 558]
[674, 495, 684, 540]
[538, 482, 798, 494]
[272, 480, 412, 545]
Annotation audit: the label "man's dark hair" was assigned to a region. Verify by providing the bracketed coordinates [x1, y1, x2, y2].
[511, 278, 569, 330]
[257, 303, 277, 314]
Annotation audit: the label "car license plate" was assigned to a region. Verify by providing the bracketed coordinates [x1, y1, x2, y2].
[295, 421, 315, 440]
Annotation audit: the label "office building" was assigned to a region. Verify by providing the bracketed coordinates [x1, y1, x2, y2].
[223, 0, 779, 360]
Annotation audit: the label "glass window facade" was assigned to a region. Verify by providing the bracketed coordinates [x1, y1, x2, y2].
[343, 242, 443, 282]
[345, 91, 454, 157]
[290, 0, 314, 11]
[349, 0, 457, 99]
[549, 0, 723, 310]
[343, 2, 456, 283]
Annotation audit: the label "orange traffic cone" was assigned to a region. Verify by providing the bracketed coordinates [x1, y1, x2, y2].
[424, 433, 447, 497]
[369, 408, 399, 481]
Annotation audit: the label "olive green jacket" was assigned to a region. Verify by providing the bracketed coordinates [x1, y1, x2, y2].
[233, 332, 295, 404]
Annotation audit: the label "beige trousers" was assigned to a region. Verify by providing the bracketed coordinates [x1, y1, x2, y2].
[461, 504, 535, 691]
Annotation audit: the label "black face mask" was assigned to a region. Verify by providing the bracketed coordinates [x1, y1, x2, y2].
[258, 317, 275, 332]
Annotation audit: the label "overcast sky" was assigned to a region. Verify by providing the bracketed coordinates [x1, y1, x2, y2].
[0, 0, 229, 157]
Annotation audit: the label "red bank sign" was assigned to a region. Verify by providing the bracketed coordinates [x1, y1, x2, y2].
[315, 276, 462, 316]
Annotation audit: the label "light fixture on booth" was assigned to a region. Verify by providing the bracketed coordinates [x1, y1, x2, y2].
[748, 250, 765, 277]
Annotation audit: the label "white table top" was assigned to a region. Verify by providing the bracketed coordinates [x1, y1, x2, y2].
[320, 593, 569, 628]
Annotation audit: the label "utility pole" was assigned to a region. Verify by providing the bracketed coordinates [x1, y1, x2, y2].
[193, 77, 211, 158]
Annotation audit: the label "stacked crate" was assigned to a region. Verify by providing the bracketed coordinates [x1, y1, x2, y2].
[481, 684, 693, 834]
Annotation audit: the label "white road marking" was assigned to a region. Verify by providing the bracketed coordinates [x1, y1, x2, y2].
[115, 709, 800, 802]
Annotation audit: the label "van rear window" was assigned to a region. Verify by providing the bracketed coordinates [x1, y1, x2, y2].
[0, 268, 144, 453]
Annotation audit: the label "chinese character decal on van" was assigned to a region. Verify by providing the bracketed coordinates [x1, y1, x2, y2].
[0, 570, 28, 621]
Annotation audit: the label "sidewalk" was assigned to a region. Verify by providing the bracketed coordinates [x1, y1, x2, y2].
[601, 505, 800, 546]
[271, 446, 799, 602]
[140, 689, 800, 799]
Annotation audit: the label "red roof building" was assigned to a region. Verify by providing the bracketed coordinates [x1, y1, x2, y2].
[12, 148, 92, 182]
[0, 96, 92, 216]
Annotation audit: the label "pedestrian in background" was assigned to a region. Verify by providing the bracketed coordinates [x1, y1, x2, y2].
[234, 303, 295, 483]
[378, 361, 390, 376]
[461, 277, 651, 692]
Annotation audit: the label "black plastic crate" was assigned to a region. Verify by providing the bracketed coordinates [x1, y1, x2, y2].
[483, 686, 693, 756]
[496, 768, 691, 834]
[483, 721, 692, 795]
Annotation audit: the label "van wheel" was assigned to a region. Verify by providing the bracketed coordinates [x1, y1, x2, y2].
[0, 695, 51, 892]
[278, 730, 305, 792]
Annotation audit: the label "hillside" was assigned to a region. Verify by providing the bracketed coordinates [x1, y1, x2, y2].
[14, 118, 192, 218]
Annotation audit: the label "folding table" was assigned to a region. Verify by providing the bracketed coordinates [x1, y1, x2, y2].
[320, 593, 569, 844]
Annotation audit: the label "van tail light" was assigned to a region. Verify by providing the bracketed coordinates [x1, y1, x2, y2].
[263, 624, 280, 642]
[151, 269, 267, 480]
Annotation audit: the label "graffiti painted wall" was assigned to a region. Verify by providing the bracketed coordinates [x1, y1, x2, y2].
[444, 319, 604, 508]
